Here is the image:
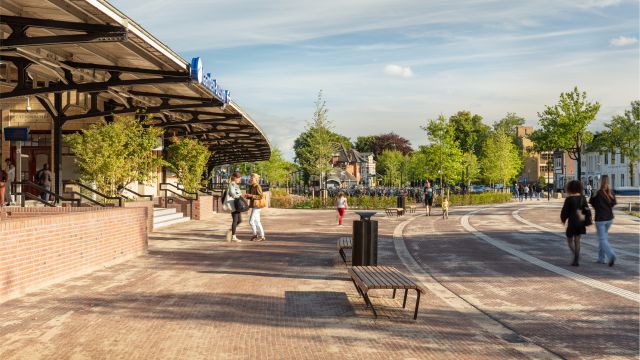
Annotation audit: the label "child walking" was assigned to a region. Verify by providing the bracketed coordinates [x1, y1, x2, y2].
[337, 192, 348, 225]
[442, 196, 449, 219]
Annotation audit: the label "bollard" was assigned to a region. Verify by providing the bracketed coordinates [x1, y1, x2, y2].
[352, 211, 378, 266]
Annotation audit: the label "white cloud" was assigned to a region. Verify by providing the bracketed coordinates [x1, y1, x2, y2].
[610, 36, 638, 46]
[384, 64, 414, 78]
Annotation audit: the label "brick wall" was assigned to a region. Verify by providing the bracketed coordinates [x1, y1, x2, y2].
[0, 207, 148, 303]
[193, 195, 214, 220]
[123, 200, 154, 233]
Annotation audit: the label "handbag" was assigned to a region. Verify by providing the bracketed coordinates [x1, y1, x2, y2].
[579, 197, 593, 226]
[253, 197, 267, 209]
[234, 197, 250, 212]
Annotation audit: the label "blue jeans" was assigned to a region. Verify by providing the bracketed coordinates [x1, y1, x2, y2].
[595, 220, 615, 262]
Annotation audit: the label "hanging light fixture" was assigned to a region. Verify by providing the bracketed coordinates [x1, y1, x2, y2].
[25, 96, 32, 112]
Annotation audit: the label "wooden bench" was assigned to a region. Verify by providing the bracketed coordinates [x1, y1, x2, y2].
[384, 208, 405, 217]
[337, 236, 352, 264]
[348, 265, 424, 320]
[407, 205, 416, 214]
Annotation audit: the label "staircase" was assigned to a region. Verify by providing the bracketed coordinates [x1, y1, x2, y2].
[153, 207, 190, 229]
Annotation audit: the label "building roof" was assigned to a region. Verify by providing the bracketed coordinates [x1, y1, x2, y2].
[0, 0, 270, 165]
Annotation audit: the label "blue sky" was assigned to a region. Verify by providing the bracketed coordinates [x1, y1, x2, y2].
[110, 0, 639, 160]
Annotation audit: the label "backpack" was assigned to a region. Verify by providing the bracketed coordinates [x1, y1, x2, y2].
[36, 170, 45, 184]
[426, 188, 433, 199]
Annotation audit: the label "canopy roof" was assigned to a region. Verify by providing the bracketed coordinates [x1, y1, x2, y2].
[0, 0, 271, 166]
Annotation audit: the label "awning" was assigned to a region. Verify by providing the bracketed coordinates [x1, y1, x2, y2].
[0, 0, 271, 168]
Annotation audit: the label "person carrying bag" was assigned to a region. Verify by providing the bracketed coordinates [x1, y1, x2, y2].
[245, 174, 267, 242]
[224, 172, 245, 242]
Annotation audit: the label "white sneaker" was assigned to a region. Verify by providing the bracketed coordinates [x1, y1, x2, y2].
[231, 235, 242, 242]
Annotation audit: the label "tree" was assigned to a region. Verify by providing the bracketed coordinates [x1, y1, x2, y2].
[449, 110, 490, 156]
[166, 137, 211, 194]
[461, 152, 480, 189]
[593, 101, 640, 186]
[293, 91, 338, 185]
[241, 149, 296, 187]
[64, 115, 165, 197]
[371, 132, 413, 156]
[493, 112, 526, 144]
[406, 151, 428, 185]
[480, 130, 522, 186]
[354, 135, 376, 153]
[377, 150, 405, 186]
[421, 115, 464, 188]
[530, 87, 600, 186]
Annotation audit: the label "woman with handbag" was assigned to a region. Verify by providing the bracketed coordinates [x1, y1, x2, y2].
[224, 172, 246, 242]
[245, 173, 266, 242]
[560, 180, 591, 266]
[589, 175, 617, 266]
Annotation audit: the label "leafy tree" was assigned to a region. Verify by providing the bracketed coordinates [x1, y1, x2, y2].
[377, 150, 404, 186]
[406, 151, 428, 184]
[166, 137, 211, 195]
[293, 91, 339, 185]
[371, 132, 413, 156]
[591, 101, 640, 186]
[461, 152, 480, 189]
[354, 135, 376, 153]
[480, 130, 522, 186]
[529, 86, 600, 185]
[449, 110, 490, 156]
[493, 112, 525, 145]
[239, 149, 296, 187]
[421, 115, 464, 187]
[64, 115, 165, 197]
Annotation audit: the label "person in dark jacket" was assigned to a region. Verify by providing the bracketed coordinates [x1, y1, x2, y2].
[589, 175, 617, 266]
[560, 180, 589, 266]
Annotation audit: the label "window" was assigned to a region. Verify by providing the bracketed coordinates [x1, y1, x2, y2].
[611, 152, 616, 165]
[621, 174, 625, 187]
[604, 153, 608, 165]
[621, 154, 625, 163]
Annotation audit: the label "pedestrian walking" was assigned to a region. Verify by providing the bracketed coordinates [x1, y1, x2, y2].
[560, 180, 592, 266]
[442, 196, 449, 219]
[424, 181, 434, 216]
[223, 172, 246, 242]
[336, 191, 348, 226]
[0, 170, 6, 208]
[586, 184, 593, 198]
[245, 173, 266, 242]
[513, 183, 519, 199]
[518, 184, 524, 202]
[524, 185, 530, 200]
[589, 175, 617, 266]
[36, 163, 52, 201]
[4, 159, 15, 206]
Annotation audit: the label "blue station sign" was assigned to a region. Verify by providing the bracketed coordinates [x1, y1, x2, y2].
[190, 57, 230, 104]
[3, 127, 29, 141]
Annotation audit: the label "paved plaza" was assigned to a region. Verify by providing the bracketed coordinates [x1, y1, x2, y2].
[0, 201, 638, 359]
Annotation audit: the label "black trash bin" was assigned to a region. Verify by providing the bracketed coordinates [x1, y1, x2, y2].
[397, 195, 406, 210]
[352, 212, 378, 266]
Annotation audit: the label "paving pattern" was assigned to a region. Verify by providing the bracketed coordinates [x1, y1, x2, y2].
[0, 203, 638, 359]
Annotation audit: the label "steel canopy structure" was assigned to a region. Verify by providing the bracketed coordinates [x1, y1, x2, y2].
[0, 0, 271, 194]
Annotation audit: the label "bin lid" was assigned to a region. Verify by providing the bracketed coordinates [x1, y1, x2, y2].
[355, 211, 377, 220]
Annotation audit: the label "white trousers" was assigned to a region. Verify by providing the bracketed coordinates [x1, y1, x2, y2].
[249, 208, 265, 237]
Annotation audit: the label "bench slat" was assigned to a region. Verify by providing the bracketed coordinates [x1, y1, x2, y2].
[368, 266, 403, 288]
[359, 267, 387, 289]
[355, 267, 383, 290]
[379, 266, 417, 289]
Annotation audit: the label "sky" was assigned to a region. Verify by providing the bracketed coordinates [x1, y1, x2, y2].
[110, 0, 640, 161]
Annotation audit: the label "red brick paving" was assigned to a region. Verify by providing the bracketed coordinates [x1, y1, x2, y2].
[0, 208, 534, 359]
[403, 203, 639, 359]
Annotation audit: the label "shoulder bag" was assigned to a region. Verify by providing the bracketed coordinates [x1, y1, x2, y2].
[234, 196, 250, 212]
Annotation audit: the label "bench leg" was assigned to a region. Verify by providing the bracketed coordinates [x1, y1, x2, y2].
[339, 248, 347, 264]
[351, 279, 364, 299]
[403, 289, 408, 308]
[363, 292, 377, 318]
[414, 290, 421, 320]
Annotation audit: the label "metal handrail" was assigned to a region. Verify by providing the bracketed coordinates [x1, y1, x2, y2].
[160, 182, 198, 199]
[12, 181, 81, 207]
[159, 183, 196, 219]
[117, 185, 154, 201]
[63, 180, 123, 207]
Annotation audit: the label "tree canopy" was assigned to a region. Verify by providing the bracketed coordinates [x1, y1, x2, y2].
[480, 130, 522, 186]
[449, 110, 490, 156]
[421, 114, 464, 185]
[376, 150, 405, 186]
[64, 115, 165, 197]
[166, 137, 211, 194]
[354, 135, 376, 153]
[371, 132, 413, 156]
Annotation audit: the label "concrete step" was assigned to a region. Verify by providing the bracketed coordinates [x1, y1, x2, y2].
[153, 207, 190, 229]
[153, 207, 177, 217]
